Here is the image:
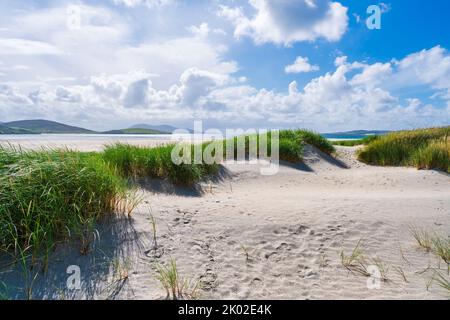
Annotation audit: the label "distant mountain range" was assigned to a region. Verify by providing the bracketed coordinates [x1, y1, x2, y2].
[130, 124, 194, 133]
[0, 120, 392, 137]
[2, 120, 95, 134]
[0, 120, 181, 135]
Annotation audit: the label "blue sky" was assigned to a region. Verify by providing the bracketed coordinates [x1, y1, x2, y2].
[0, 0, 449, 131]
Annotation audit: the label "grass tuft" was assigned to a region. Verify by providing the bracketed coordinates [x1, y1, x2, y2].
[431, 235, 450, 270]
[0, 147, 133, 259]
[357, 126, 450, 172]
[340, 239, 370, 277]
[155, 259, 201, 300]
[103, 143, 219, 186]
[433, 271, 450, 294]
[409, 225, 433, 252]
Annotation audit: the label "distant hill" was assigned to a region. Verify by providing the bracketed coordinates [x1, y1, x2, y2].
[0, 124, 35, 134]
[0, 119, 184, 135]
[102, 128, 167, 135]
[3, 120, 95, 134]
[130, 124, 192, 133]
[323, 130, 390, 140]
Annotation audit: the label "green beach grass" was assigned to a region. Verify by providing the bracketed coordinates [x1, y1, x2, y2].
[357, 126, 450, 172]
[0, 147, 134, 260]
[103, 143, 220, 185]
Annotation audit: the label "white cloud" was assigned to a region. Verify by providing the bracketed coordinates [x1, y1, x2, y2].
[111, 0, 174, 8]
[218, 0, 349, 46]
[3, 46, 449, 132]
[0, 2, 448, 132]
[285, 56, 319, 74]
[188, 23, 211, 38]
[0, 38, 62, 55]
[394, 46, 450, 91]
[188, 23, 226, 38]
[334, 55, 347, 66]
[0, 4, 237, 92]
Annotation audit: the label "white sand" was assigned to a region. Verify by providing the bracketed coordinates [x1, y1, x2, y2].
[0, 136, 171, 152]
[1, 144, 449, 300]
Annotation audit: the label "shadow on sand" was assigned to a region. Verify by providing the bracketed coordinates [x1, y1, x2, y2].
[0, 215, 145, 300]
[302, 144, 349, 169]
[136, 165, 233, 197]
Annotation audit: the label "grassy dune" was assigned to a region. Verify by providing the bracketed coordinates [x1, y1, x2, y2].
[0, 130, 330, 257]
[357, 127, 450, 172]
[0, 147, 133, 259]
[103, 143, 220, 185]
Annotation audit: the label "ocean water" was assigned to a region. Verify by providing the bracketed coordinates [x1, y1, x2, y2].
[322, 134, 369, 140]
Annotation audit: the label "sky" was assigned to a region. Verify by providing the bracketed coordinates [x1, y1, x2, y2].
[0, 0, 449, 132]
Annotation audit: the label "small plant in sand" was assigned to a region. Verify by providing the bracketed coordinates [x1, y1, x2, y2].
[319, 254, 329, 271]
[370, 257, 390, 282]
[409, 225, 433, 252]
[112, 258, 131, 281]
[432, 271, 450, 295]
[150, 214, 158, 250]
[393, 266, 408, 283]
[155, 259, 201, 300]
[340, 240, 370, 277]
[240, 244, 251, 263]
[341, 241, 391, 282]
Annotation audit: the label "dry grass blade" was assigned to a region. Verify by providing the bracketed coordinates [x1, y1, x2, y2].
[155, 259, 201, 300]
[409, 224, 432, 252]
[432, 271, 450, 295]
[340, 239, 370, 277]
[393, 266, 408, 283]
[431, 235, 450, 271]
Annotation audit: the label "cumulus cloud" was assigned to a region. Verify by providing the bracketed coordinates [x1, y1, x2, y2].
[0, 3, 237, 92]
[218, 0, 349, 45]
[3, 46, 449, 131]
[0, 2, 448, 132]
[285, 56, 319, 74]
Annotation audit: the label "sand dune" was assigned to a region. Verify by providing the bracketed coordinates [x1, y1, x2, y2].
[1, 145, 449, 299]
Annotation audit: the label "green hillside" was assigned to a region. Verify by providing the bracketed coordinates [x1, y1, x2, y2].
[0, 124, 34, 134]
[3, 120, 95, 134]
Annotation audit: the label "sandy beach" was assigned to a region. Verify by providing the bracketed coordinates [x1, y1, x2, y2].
[1, 141, 449, 300]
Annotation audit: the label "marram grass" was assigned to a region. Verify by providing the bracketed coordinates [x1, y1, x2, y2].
[0, 129, 331, 258]
[103, 143, 220, 185]
[357, 126, 450, 173]
[0, 147, 134, 258]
